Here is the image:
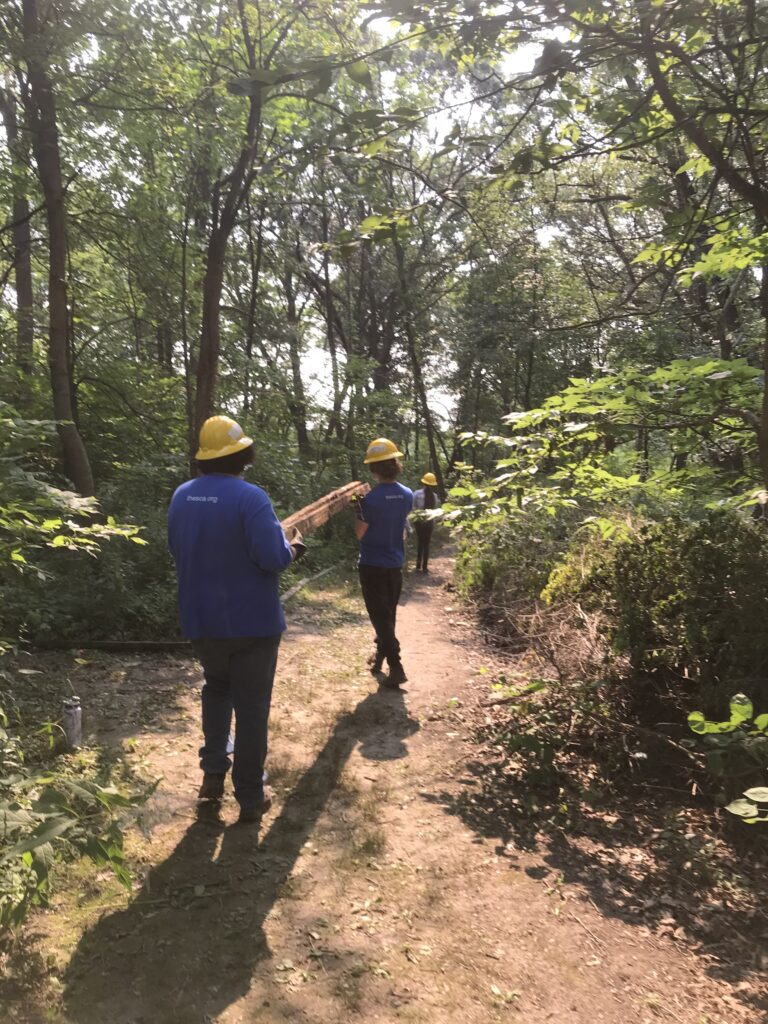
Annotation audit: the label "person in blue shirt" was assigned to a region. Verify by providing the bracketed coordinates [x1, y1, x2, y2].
[168, 415, 304, 824]
[354, 438, 413, 689]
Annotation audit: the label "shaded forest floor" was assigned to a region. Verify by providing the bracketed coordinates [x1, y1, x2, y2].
[2, 549, 766, 1023]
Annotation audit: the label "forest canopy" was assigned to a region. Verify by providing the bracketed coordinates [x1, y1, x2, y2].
[1, 0, 767, 642]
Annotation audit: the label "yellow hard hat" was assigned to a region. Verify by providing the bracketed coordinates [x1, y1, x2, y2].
[421, 472, 438, 487]
[196, 415, 254, 460]
[363, 437, 404, 464]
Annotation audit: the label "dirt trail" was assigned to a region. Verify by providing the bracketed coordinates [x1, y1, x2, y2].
[14, 550, 758, 1023]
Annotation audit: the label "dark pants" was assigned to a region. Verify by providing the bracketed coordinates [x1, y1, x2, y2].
[358, 564, 403, 668]
[414, 522, 434, 570]
[191, 635, 281, 809]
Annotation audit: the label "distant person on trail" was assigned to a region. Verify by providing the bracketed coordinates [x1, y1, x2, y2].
[353, 438, 413, 690]
[411, 471, 441, 573]
[752, 489, 768, 524]
[168, 415, 304, 824]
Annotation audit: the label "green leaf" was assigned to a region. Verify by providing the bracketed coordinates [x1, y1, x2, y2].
[724, 798, 759, 819]
[359, 214, 391, 233]
[31, 841, 55, 875]
[729, 693, 753, 724]
[345, 61, 373, 89]
[0, 804, 36, 831]
[306, 65, 333, 98]
[227, 70, 280, 95]
[687, 711, 707, 734]
[0, 815, 74, 862]
[563, 422, 590, 433]
[688, 710, 736, 734]
[361, 136, 389, 157]
[742, 787, 768, 803]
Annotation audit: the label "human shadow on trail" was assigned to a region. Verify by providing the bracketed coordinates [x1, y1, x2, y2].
[64, 687, 418, 1024]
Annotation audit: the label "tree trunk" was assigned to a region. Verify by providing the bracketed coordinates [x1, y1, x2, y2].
[195, 230, 227, 431]
[393, 236, 445, 497]
[522, 341, 535, 411]
[193, 2, 262, 440]
[320, 186, 345, 439]
[179, 195, 196, 459]
[758, 268, 768, 487]
[243, 197, 266, 414]
[283, 264, 311, 457]
[21, 0, 94, 495]
[0, 88, 35, 380]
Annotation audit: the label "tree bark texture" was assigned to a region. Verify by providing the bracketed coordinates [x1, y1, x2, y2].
[0, 87, 35, 379]
[193, 1, 262, 441]
[283, 263, 310, 457]
[21, 0, 94, 495]
[758, 268, 768, 487]
[393, 236, 446, 498]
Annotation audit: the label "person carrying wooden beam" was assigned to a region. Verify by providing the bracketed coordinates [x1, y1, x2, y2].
[167, 415, 304, 824]
[353, 438, 414, 689]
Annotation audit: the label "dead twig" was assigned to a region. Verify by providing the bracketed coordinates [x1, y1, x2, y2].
[567, 909, 607, 952]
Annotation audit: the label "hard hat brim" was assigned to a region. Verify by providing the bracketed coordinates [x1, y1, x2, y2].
[364, 449, 404, 464]
[195, 435, 254, 460]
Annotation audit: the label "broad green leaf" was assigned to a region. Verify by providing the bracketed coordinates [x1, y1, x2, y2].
[742, 787, 768, 803]
[227, 71, 279, 95]
[306, 65, 333, 97]
[729, 693, 752, 723]
[687, 711, 707, 734]
[31, 842, 55, 874]
[724, 798, 759, 819]
[361, 137, 388, 156]
[688, 711, 736, 734]
[0, 804, 36, 831]
[0, 815, 74, 862]
[345, 61, 373, 89]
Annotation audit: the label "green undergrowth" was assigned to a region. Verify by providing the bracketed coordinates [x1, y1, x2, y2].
[455, 501, 768, 811]
[450, 492, 768, 966]
[1, 408, 363, 645]
[0, 693, 154, 935]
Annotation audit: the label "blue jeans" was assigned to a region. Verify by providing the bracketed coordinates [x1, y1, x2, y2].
[192, 635, 281, 809]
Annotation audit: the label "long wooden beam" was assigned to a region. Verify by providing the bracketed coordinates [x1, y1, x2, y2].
[281, 480, 369, 537]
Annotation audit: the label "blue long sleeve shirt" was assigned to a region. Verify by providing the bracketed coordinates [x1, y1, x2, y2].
[358, 482, 413, 568]
[168, 474, 294, 638]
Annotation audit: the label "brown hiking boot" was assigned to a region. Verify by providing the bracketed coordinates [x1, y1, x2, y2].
[366, 649, 384, 674]
[381, 663, 407, 689]
[198, 773, 225, 801]
[237, 789, 273, 825]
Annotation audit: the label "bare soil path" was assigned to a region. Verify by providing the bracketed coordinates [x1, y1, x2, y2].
[7, 549, 760, 1023]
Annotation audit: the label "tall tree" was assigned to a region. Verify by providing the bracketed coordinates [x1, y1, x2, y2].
[19, 0, 94, 494]
[0, 84, 34, 381]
